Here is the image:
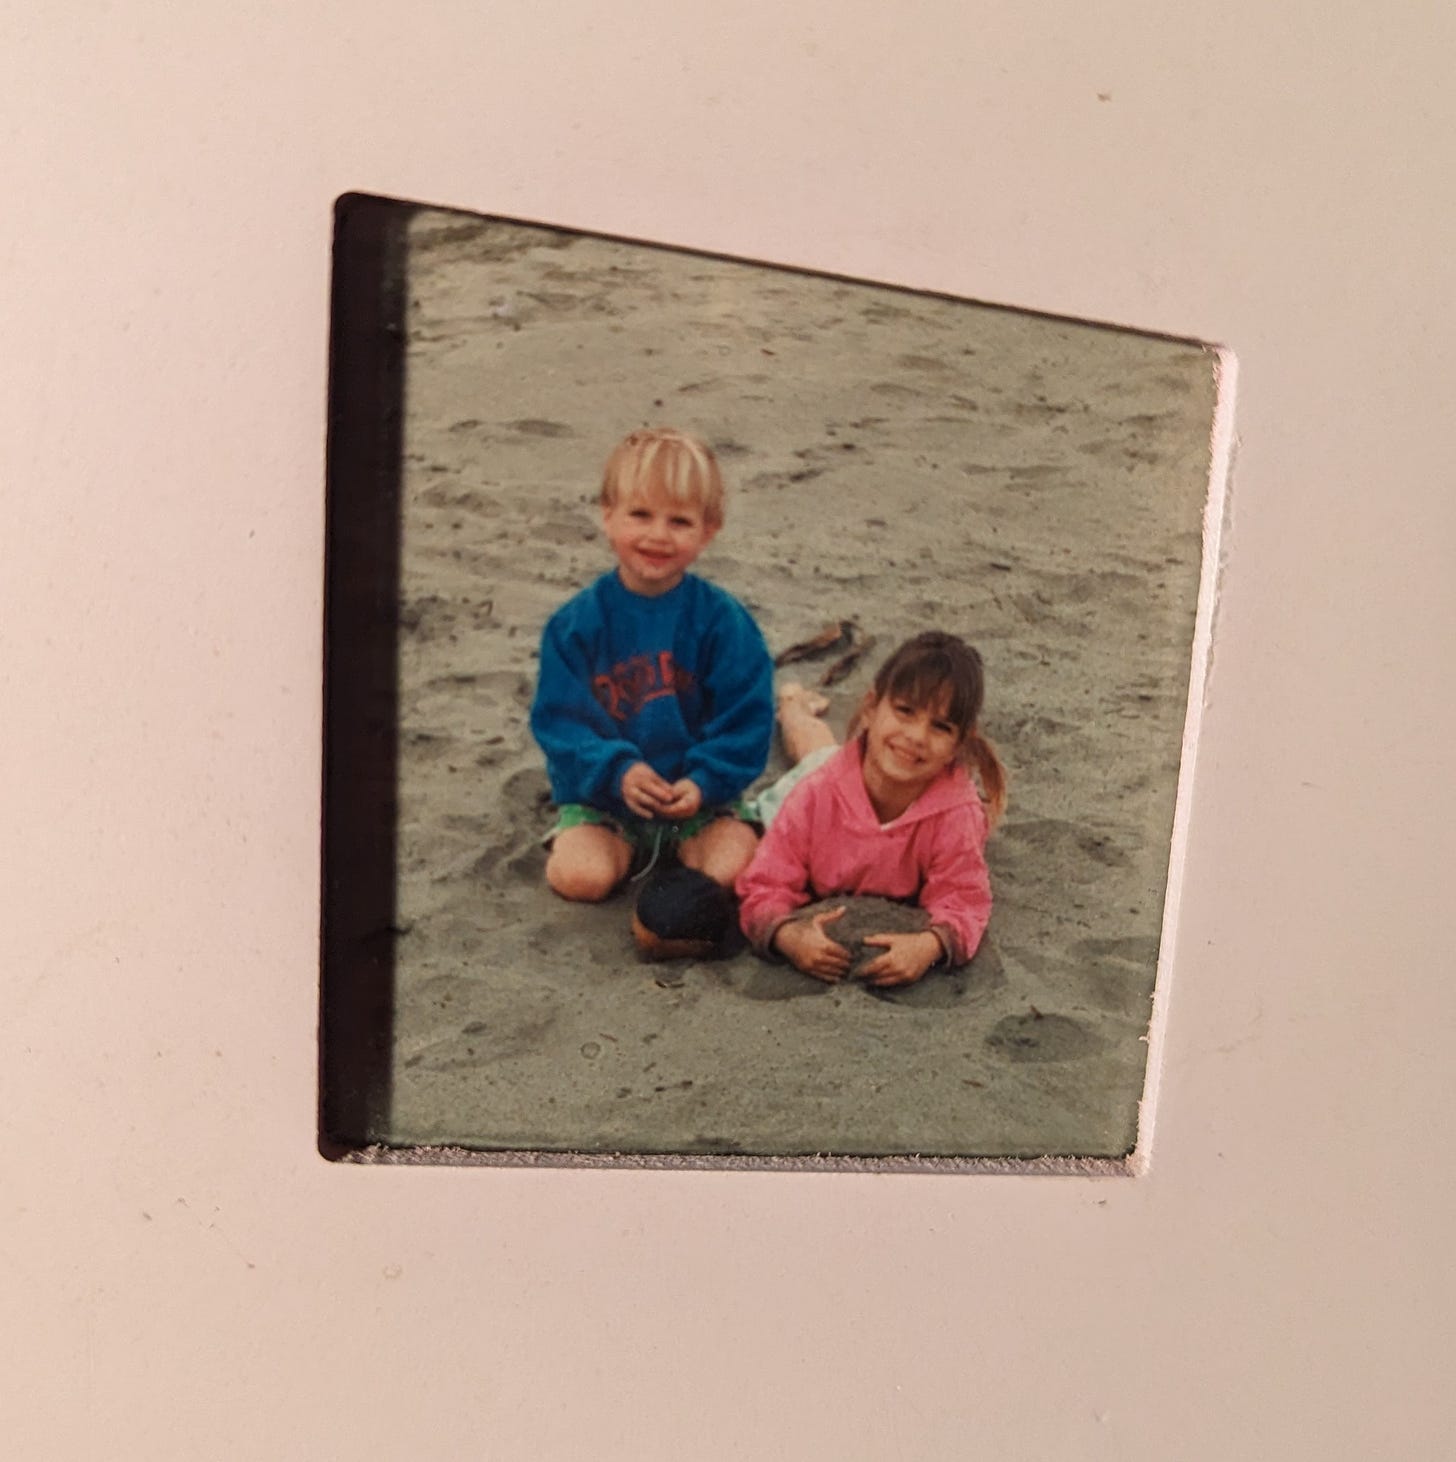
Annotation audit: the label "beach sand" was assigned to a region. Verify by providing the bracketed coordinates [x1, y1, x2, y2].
[348, 205, 1218, 1162]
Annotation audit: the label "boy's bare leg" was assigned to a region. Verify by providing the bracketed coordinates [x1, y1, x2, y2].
[679, 817, 759, 887]
[777, 681, 838, 765]
[545, 824, 634, 902]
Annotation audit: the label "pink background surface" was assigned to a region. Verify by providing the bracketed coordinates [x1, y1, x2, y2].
[5, 5, 1452, 1457]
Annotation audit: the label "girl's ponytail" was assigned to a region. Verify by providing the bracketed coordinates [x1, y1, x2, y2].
[964, 728, 1007, 832]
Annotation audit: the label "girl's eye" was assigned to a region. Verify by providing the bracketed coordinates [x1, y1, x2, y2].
[933, 722, 954, 735]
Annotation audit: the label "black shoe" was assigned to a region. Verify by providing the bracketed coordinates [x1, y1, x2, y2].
[631, 866, 740, 961]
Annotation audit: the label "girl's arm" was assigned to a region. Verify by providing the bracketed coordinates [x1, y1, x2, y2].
[916, 801, 994, 965]
[734, 791, 818, 954]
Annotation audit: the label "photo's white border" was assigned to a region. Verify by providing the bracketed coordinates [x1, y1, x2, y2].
[1132, 345, 1239, 1176]
[8, 8, 1453, 1457]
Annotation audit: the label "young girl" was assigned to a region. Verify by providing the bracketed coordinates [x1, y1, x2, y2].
[735, 631, 1006, 988]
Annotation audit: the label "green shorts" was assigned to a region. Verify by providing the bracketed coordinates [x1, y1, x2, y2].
[546, 799, 758, 861]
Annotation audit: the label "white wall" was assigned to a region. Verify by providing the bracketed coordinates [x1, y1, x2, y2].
[4, 4, 1452, 1457]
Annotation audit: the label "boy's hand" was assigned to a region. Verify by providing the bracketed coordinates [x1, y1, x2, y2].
[859, 930, 943, 987]
[620, 761, 675, 819]
[656, 778, 703, 820]
[774, 907, 851, 981]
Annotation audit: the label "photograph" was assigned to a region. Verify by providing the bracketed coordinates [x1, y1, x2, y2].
[322, 195, 1226, 1164]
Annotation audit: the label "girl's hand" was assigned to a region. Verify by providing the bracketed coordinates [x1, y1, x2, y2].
[620, 761, 674, 818]
[860, 930, 943, 987]
[774, 908, 852, 981]
[656, 778, 703, 821]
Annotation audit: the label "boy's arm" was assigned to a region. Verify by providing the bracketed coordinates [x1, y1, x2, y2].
[680, 600, 775, 806]
[529, 616, 643, 816]
[917, 803, 994, 965]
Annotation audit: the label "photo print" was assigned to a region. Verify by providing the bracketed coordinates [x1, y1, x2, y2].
[322, 194, 1230, 1168]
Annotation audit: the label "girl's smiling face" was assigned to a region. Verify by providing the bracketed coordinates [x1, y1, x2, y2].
[602, 490, 718, 596]
[860, 689, 963, 814]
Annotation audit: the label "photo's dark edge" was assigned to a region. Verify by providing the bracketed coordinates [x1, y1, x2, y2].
[318, 192, 415, 1157]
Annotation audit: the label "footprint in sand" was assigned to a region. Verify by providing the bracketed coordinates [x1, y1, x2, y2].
[471, 766, 553, 881]
[425, 668, 530, 702]
[984, 1011, 1098, 1063]
[1074, 935, 1160, 963]
[869, 380, 930, 402]
[505, 418, 576, 438]
[398, 592, 460, 644]
[518, 516, 594, 548]
[403, 1004, 562, 1071]
[1069, 934, 1162, 1010]
[994, 818, 1129, 883]
[738, 965, 832, 1002]
[895, 352, 958, 376]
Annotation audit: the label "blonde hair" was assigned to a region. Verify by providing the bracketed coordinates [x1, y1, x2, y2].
[599, 428, 725, 528]
[850, 631, 1008, 830]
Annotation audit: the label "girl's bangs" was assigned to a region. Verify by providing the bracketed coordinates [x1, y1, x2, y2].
[883, 656, 978, 731]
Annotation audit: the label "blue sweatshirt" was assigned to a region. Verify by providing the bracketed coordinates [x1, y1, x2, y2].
[530, 571, 775, 821]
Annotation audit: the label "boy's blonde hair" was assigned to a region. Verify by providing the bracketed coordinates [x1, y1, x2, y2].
[599, 428, 725, 529]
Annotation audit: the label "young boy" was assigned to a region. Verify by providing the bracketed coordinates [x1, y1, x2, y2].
[530, 428, 774, 902]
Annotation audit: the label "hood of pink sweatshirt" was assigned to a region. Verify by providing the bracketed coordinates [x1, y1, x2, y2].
[818, 735, 980, 831]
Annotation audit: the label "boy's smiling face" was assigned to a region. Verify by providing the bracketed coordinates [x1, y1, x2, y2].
[602, 490, 718, 596]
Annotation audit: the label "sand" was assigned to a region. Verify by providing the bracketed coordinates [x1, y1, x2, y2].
[344, 204, 1218, 1163]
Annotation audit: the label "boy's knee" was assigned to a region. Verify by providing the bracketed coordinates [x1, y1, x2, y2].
[545, 829, 630, 902]
[680, 818, 758, 886]
[545, 856, 619, 902]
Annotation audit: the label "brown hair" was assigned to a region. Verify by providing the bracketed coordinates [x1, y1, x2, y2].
[599, 427, 725, 528]
[852, 630, 1008, 829]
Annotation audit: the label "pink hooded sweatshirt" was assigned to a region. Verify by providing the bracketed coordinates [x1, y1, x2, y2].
[735, 736, 992, 964]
